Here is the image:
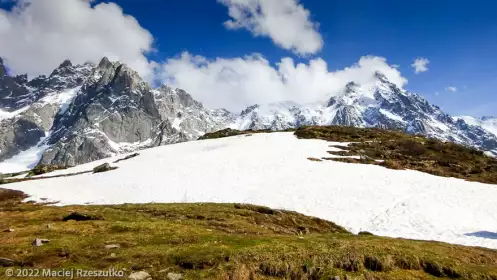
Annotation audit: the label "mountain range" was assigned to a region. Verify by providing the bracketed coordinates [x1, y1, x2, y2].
[0, 57, 496, 171]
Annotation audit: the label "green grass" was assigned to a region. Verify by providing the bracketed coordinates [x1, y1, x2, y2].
[0, 189, 496, 280]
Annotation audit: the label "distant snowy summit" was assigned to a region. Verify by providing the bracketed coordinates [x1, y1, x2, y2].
[454, 116, 497, 138]
[230, 74, 497, 157]
[0, 57, 496, 172]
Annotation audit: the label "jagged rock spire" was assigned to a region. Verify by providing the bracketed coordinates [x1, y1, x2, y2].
[58, 59, 73, 69]
[374, 71, 389, 82]
[345, 81, 359, 93]
[0, 57, 6, 77]
[98, 57, 113, 69]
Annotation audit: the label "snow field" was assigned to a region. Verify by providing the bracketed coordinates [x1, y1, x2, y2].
[4, 132, 497, 249]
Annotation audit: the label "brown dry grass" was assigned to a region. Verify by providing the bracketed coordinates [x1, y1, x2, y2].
[295, 126, 497, 184]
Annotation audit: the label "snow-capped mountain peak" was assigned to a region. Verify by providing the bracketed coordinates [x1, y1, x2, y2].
[230, 73, 497, 156]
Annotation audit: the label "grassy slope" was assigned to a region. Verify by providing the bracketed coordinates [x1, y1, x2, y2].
[293, 126, 497, 185]
[0, 190, 496, 280]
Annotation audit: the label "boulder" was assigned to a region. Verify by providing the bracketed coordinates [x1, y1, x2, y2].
[93, 163, 116, 173]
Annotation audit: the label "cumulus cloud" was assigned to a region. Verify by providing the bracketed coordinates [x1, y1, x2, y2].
[446, 86, 457, 92]
[0, 0, 410, 114]
[160, 52, 407, 112]
[411, 57, 430, 74]
[0, 0, 156, 79]
[218, 0, 323, 55]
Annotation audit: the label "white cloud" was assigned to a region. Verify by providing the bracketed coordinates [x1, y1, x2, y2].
[0, 0, 156, 79]
[160, 52, 407, 112]
[446, 86, 458, 92]
[0, 0, 410, 114]
[218, 0, 323, 55]
[411, 57, 429, 74]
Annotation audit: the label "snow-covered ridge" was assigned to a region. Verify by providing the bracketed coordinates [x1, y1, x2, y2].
[454, 116, 497, 138]
[229, 78, 497, 157]
[6, 132, 497, 249]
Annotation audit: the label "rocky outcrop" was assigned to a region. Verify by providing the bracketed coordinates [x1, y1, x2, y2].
[39, 59, 164, 166]
[0, 59, 30, 110]
[0, 60, 92, 163]
[153, 85, 235, 141]
[0, 58, 6, 77]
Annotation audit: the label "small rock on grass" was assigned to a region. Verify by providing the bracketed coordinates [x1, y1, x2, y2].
[32, 238, 50, 247]
[58, 249, 70, 257]
[128, 271, 151, 280]
[3, 228, 14, 233]
[167, 272, 184, 280]
[93, 163, 117, 173]
[104, 244, 120, 249]
[0, 257, 16, 267]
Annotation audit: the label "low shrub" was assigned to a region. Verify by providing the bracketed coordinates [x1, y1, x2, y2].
[364, 255, 394, 272]
[29, 164, 67, 176]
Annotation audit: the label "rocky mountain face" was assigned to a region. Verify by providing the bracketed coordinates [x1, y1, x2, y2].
[0, 58, 495, 171]
[0, 58, 93, 164]
[454, 116, 497, 139]
[0, 57, 234, 169]
[39, 59, 233, 166]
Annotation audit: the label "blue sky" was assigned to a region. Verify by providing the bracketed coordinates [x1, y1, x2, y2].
[1, 0, 496, 116]
[114, 0, 497, 116]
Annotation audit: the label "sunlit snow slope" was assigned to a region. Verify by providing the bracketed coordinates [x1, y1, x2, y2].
[6, 132, 497, 249]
